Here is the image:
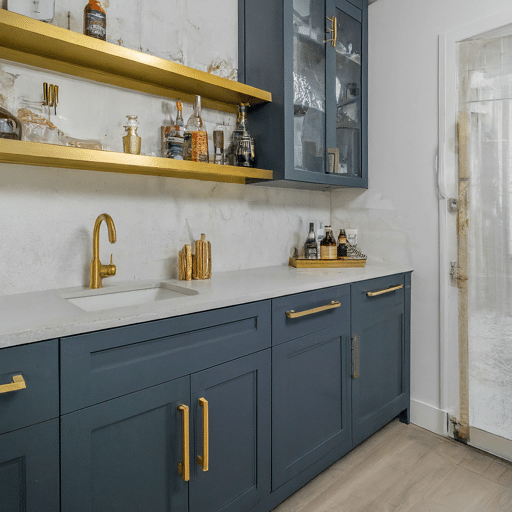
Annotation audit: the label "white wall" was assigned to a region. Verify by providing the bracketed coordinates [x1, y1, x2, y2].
[333, 0, 512, 432]
[0, 0, 330, 296]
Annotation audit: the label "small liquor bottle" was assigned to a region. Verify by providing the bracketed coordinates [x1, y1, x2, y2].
[184, 95, 208, 163]
[167, 101, 185, 159]
[320, 226, 337, 260]
[228, 103, 252, 166]
[84, 0, 106, 40]
[337, 229, 348, 258]
[213, 125, 225, 165]
[122, 115, 141, 155]
[161, 109, 174, 158]
[316, 222, 325, 258]
[304, 223, 318, 259]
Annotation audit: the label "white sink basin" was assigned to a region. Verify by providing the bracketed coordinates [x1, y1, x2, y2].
[62, 282, 198, 312]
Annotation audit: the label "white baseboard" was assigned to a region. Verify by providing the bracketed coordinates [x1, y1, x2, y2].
[470, 427, 512, 462]
[410, 399, 448, 436]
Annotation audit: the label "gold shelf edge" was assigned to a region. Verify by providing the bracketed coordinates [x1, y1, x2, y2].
[0, 139, 273, 184]
[0, 10, 272, 106]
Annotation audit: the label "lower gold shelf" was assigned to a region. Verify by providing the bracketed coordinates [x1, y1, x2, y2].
[0, 139, 273, 184]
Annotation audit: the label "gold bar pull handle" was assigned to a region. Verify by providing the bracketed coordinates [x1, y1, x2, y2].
[286, 300, 341, 319]
[352, 335, 359, 379]
[197, 397, 209, 471]
[326, 16, 337, 47]
[178, 404, 190, 481]
[0, 375, 26, 394]
[366, 284, 403, 297]
[43, 82, 49, 106]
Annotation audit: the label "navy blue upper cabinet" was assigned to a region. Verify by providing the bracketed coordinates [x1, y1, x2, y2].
[239, 0, 368, 189]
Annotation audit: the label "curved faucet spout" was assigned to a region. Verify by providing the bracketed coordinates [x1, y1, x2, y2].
[90, 213, 117, 289]
[92, 213, 116, 260]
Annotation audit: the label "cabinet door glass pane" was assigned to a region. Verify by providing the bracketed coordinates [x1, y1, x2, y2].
[335, 8, 361, 177]
[293, 0, 325, 173]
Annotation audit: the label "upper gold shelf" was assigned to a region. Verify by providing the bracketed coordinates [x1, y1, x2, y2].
[0, 10, 272, 113]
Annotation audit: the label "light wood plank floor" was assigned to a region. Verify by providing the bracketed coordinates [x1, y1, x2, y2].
[272, 419, 512, 512]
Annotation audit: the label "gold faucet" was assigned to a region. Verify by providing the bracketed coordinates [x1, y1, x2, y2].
[90, 213, 117, 289]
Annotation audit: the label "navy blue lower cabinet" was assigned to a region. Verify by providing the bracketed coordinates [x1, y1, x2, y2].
[271, 323, 351, 490]
[351, 274, 411, 446]
[189, 350, 271, 512]
[0, 419, 60, 512]
[61, 376, 190, 512]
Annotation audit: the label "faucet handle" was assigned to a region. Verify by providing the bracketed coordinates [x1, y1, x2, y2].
[104, 254, 116, 277]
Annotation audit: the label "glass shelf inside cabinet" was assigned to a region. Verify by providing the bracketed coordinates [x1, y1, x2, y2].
[334, 6, 362, 178]
[293, 0, 326, 174]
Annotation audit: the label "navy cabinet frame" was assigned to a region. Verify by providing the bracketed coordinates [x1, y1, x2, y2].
[239, 0, 368, 189]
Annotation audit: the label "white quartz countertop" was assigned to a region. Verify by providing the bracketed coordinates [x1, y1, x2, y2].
[0, 262, 412, 349]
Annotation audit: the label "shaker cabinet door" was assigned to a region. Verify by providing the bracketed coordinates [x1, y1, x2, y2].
[0, 419, 59, 512]
[61, 377, 190, 512]
[272, 324, 351, 490]
[189, 350, 271, 512]
[351, 275, 409, 446]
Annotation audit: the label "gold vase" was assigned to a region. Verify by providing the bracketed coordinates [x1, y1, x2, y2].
[123, 126, 141, 155]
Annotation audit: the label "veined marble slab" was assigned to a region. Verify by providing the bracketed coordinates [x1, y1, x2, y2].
[0, 262, 412, 349]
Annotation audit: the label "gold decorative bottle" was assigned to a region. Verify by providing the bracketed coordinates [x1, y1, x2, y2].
[122, 115, 141, 155]
[184, 95, 208, 163]
[320, 226, 337, 260]
[84, 0, 106, 40]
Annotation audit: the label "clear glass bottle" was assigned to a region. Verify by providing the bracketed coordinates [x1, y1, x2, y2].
[161, 108, 174, 158]
[337, 229, 348, 258]
[304, 223, 318, 259]
[213, 125, 225, 165]
[122, 115, 141, 155]
[316, 222, 325, 258]
[0, 106, 22, 140]
[167, 100, 185, 159]
[84, 0, 106, 41]
[228, 103, 251, 166]
[320, 226, 337, 260]
[183, 95, 208, 163]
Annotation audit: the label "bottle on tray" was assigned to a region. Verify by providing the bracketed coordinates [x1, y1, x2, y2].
[304, 223, 318, 259]
[337, 229, 348, 258]
[320, 226, 337, 260]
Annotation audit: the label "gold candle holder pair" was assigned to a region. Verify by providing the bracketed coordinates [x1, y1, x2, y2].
[179, 234, 212, 280]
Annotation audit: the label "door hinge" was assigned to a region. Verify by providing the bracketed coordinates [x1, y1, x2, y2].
[450, 261, 468, 285]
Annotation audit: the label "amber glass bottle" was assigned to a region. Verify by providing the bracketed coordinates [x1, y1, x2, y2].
[84, 0, 106, 40]
[320, 226, 337, 260]
[337, 229, 348, 258]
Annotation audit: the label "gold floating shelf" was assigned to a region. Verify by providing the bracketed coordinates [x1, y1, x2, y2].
[289, 257, 366, 268]
[0, 139, 273, 184]
[0, 10, 271, 114]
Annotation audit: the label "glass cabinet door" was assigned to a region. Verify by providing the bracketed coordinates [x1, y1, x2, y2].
[292, 0, 326, 174]
[326, 0, 364, 179]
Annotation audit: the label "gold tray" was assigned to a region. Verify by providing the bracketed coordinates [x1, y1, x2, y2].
[289, 257, 366, 268]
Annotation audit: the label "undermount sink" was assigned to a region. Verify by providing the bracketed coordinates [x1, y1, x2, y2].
[62, 282, 199, 312]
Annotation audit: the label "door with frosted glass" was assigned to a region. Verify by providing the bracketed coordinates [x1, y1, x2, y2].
[457, 34, 512, 455]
